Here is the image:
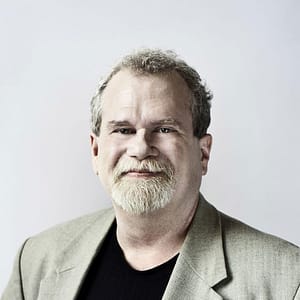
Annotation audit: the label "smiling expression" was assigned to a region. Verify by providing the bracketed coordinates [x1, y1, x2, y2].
[91, 69, 211, 213]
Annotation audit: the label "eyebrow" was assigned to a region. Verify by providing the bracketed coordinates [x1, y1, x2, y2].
[107, 120, 132, 127]
[105, 121, 131, 131]
[150, 118, 183, 127]
[107, 118, 182, 128]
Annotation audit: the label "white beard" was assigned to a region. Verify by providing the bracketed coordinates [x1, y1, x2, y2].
[111, 158, 176, 214]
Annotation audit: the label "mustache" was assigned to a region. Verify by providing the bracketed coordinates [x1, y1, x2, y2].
[113, 158, 174, 181]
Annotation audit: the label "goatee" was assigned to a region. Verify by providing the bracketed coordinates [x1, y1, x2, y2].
[111, 158, 176, 214]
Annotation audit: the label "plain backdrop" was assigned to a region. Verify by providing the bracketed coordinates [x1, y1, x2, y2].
[1, 0, 299, 293]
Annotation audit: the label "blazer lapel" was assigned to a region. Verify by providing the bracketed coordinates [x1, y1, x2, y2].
[36, 195, 227, 299]
[163, 194, 227, 300]
[37, 209, 115, 300]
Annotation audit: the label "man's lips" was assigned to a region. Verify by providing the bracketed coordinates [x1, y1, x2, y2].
[121, 170, 162, 178]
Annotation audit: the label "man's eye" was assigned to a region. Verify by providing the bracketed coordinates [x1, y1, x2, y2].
[157, 127, 173, 133]
[114, 128, 134, 134]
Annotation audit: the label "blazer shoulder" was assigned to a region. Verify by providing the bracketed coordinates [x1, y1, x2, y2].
[27, 207, 114, 246]
[21, 207, 115, 272]
[220, 211, 299, 253]
[216, 211, 300, 298]
[3, 208, 115, 300]
[219, 211, 300, 280]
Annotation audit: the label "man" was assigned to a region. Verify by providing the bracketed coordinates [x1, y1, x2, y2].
[2, 49, 300, 299]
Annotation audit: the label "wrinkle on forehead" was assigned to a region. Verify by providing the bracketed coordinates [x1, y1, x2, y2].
[100, 69, 193, 131]
[102, 69, 192, 107]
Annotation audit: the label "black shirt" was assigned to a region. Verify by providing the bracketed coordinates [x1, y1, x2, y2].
[76, 222, 178, 300]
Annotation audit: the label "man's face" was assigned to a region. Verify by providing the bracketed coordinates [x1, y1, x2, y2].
[91, 69, 211, 214]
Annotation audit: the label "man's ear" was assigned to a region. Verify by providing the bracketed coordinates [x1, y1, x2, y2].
[90, 133, 99, 156]
[90, 133, 99, 175]
[199, 134, 212, 175]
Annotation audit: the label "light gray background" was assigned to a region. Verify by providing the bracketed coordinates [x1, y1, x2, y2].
[1, 0, 299, 293]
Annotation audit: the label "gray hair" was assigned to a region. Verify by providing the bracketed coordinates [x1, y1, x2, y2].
[91, 49, 212, 138]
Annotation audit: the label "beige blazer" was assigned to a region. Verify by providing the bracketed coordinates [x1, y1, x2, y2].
[2, 195, 300, 299]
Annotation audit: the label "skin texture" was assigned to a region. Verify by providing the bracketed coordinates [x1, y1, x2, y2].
[90, 69, 212, 270]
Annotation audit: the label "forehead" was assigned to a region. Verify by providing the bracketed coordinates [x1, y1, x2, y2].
[100, 69, 193, 123]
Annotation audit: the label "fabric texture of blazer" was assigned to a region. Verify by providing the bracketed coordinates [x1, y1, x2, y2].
[2, 195, 300, 299]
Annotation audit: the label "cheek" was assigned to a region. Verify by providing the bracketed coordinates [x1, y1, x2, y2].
[162, 139, 201, 173]
[98, 138, 125, 170]
[97, 141, 125, 192]
[158, 139, 186, 167]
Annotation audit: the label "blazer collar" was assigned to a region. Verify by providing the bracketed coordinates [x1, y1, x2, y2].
[163, 194, 227, 299]
[38, 208, 115, 299]
[38, 195, 227, 299]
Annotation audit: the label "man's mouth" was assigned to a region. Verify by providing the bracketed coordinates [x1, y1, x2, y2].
[121, 169, 162, 178]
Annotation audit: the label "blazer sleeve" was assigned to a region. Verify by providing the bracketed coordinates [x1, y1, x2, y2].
[1, 239, 29, 300]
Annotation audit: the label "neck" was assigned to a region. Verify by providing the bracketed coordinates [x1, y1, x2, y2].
[113, 195, 199, 270]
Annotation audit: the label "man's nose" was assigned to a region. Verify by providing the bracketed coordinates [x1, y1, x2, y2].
[126, 130, 159, 160]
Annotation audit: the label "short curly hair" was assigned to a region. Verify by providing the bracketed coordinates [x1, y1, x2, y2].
[91, 49, 212, 138]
